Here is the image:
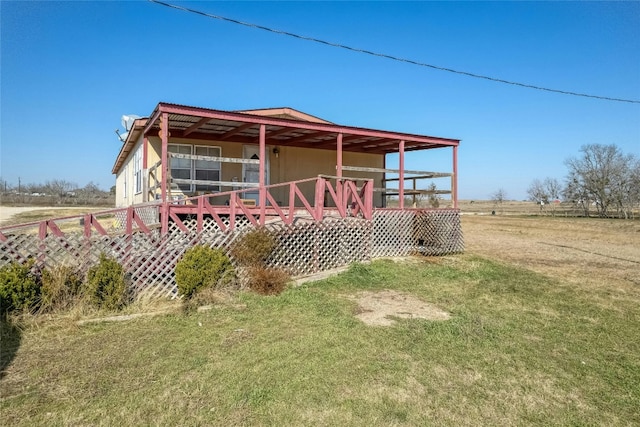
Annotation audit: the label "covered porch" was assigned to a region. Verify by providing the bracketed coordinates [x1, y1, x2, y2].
[116, 103, 460, 214]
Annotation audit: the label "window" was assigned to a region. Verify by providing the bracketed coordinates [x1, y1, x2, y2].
[168, 144, 192, 192]
[168, 144, 221, 193]
[194, 146, 221, 192]
[134, 147, 142, 194]
[122, 164, 128, 199]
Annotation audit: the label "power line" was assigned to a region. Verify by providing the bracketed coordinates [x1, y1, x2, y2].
[148, 0, 640, 104]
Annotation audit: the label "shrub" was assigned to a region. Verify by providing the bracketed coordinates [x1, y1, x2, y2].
[0, 260, 41, 314]
[230, 229, 276, 266]
[40, 264, 83, 312]
[230, 229, 290, 295]
[246, 267, 290, 296]
[175, 245, 234, 298]
[85, 254, 128, 310]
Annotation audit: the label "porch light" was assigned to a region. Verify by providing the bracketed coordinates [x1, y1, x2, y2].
[273, 147, 280, 158]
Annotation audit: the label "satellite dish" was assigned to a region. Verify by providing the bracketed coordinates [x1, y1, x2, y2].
[116, 114, 141, 142]
[116, 130, 129, 142]
[121, 114, 141, 132]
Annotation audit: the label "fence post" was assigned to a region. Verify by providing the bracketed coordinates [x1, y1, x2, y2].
[315, 177, 325, 221]
[161, 202, 169, 235]
[38, 221, 47, 267]
[197, 196, 204, 233]
[289, 181, 296, 221]
[84, 214, 92, 238]
[364, 180, 374, 220]
[229, 193, 236, 231]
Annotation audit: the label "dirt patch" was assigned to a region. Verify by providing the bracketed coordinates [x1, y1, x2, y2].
[348, 290, 450, 326]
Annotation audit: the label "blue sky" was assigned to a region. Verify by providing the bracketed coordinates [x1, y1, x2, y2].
[1, 1, 639, 200]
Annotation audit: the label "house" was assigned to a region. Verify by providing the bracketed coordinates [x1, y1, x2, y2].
[111, 102, 460, 214]
[0, 102, 463, 299]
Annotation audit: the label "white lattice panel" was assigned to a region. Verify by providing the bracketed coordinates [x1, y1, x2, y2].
[372, 210, 464, 257]
[0, 210, 463, 300]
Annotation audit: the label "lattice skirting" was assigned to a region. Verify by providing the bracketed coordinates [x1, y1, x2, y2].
[0, 210, 463, 299]
[371, 209, 464, 257]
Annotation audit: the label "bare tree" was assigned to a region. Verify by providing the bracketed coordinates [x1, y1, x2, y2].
[45, 179, 77, 198]
[543, 178, 562, 216]
[527, 178, 561, 215]
[427, 182, 440, 208]
[527, 179, 547, 212]
[564, 144, 636, 218]
[490, 188, 507, 214]
[612, 157, 640, 219]
[77, 181, 101, 203]
[0, 177, 10, 194]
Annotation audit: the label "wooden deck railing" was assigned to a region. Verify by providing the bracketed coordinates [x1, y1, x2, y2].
[0, 175, 374, 242]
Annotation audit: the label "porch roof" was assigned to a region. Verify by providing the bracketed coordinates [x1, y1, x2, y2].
[112, 102, 460, 174]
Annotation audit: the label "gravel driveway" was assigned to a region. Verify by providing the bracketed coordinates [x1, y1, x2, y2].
[0, 206, 90, 225]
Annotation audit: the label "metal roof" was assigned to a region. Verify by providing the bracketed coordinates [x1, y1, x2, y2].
[112, 102, 460, 174]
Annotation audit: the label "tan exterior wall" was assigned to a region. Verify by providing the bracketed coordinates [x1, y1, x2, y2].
[142, 137, 384, 206]
[270, 145, 384, 206]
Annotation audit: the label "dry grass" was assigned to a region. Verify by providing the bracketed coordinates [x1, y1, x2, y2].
[1, 208, 105, 227]
[459, 199, 640, 218]
[462, 215, 640, 291]
[1, 215, 639, 425]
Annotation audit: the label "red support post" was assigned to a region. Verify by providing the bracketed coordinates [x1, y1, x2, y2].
[336, 132, 343, 206]
[259, 124, 266, 225]
[143, 136, 149, 202]
[399, 140, 405, 210]
[160, 112, 169, 203]
[453, 145, 459, 209]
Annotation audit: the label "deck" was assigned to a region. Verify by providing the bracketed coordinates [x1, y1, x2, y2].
[0, 176, 463, 299]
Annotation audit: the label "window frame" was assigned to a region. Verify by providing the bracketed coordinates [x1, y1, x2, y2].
[134, 147, 143, 195]
[167, 144, 222, 194]
[122, 163, 128, 199]
[194, 145, 221, 193]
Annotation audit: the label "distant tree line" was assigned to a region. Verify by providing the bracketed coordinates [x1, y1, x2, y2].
[0, 178, 115, 206]
[527, 144, 639, 218]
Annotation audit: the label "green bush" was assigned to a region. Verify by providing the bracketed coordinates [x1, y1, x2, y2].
[175, 245, 234, 298]
[0, 260, 41, 314]
[230, 229, 276, 266]
[85, 254, 128, 310]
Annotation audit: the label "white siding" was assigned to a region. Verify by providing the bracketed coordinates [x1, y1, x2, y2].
[114, 135, 145, 207]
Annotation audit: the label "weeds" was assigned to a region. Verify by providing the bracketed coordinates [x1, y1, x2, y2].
[40, 263, 83, 313]
[231, 229, 290, 295]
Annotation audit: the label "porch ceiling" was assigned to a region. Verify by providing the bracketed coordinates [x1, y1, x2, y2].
[145, 103, 460, 154]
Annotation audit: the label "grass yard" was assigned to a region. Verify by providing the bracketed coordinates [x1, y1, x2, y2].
[1, 215, 640, 425]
